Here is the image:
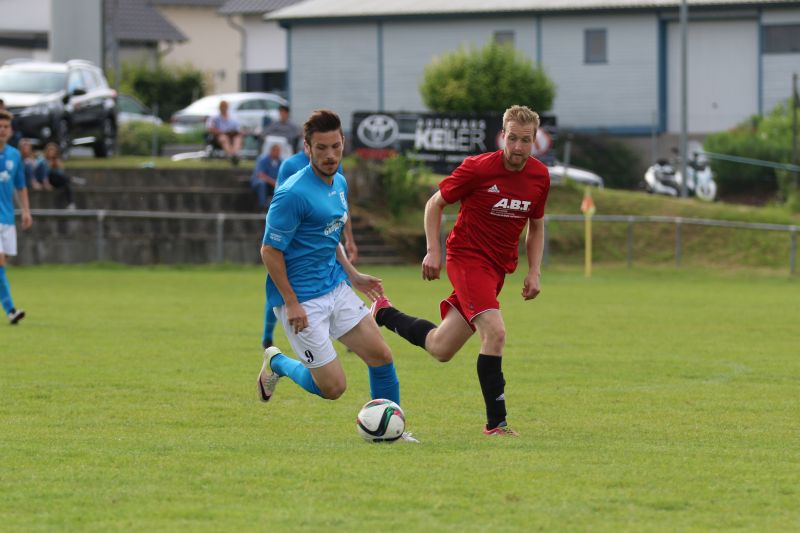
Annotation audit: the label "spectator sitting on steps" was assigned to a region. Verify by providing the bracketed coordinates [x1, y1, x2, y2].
[263, 105, 301, 153]
[207, 100, 243, 166]
[35, 142, 75, 209]
[18, 139, 45, 191]
[251, 143, 282, 211]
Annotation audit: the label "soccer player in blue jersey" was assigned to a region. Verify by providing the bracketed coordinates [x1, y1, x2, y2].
[260, 149, 358, 349]
[0, 110, 32, 324]
[256, 109, 416, 442]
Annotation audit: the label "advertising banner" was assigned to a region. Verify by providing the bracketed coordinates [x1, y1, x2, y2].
[352, 111, 556, 173]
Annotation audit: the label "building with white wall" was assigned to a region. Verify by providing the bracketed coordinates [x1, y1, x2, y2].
[269, 0, 800, 141]
[219, 0, 305, 96]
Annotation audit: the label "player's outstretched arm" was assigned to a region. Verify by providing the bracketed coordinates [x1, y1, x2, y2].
[522, 217, 544, 300]
[422, 191, 448, 281]
[343, 219, 358, 264]
[336, 244, 382, 301]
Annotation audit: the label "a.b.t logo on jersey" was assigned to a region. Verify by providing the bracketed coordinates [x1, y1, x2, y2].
[491, 198, 532, 218]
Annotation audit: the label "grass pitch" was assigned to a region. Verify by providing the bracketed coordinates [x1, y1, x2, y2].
[1, 265, 798, 531]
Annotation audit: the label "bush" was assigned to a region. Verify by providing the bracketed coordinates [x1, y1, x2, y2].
[702, 101, 800, 198]
[420, 42, 555, 113]
[552, 133, 643, 189]
[381, 155, 430, 217]
[118, 122, 179, 156]
[110, 62, 206, 122]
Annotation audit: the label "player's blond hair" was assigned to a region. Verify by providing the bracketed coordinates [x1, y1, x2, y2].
[502, 105, 540, 132]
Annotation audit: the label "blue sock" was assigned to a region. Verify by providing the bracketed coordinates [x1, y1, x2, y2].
[368, 362, 400, 405]
[270, 353, 323, 397]
[0, 266, 14, 314]
[262, 304, 277, 345]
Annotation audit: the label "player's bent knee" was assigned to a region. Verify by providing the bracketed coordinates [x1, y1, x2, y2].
[429, 345, 458, 363]
[321, 382, 347, 400]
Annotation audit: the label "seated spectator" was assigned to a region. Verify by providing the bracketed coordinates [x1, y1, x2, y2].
[250, 143, 282, 210]
[18, 139, 45, 190]
[35, 142, 75, 209]
[206, 100, 243, 166]
[263, 105, 301, 153]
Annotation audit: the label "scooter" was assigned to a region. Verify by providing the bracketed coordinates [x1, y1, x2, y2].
[643, 151, 717, 201]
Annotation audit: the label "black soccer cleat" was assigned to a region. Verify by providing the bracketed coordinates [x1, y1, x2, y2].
[8, 308, 25, 325]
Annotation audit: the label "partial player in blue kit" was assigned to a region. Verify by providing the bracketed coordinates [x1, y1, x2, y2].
[260, 150, 358, 349]
[256, 109, 417, 442]
[0, 110, 33, 325]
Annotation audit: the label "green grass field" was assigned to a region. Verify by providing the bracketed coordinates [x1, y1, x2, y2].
[1, 265, 798, 531]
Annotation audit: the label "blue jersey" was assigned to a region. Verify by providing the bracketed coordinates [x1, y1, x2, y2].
[0, 144, 26, 225]
[263, 165, 349, 306]
[276, 152, 344, 187]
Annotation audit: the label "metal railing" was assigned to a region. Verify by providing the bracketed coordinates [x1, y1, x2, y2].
[441, 213, 798, 274]
[16, 209, 800, 273]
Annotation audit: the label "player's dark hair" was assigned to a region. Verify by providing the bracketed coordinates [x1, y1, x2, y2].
[279, 104, 290, 113]
[0, 110, 12, 123]
[303, 109, 342, 143]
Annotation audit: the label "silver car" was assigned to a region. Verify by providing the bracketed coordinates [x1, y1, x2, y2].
[170, 92, 287, 134]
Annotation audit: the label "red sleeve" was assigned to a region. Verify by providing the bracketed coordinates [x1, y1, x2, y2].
[530, 172, 550, 219]
[438, 156, 478, 204]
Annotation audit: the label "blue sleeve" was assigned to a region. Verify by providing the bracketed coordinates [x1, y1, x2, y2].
[262, 187, 304, 249]
[276, 159, 296, 186]
[12, 154, 25, 190]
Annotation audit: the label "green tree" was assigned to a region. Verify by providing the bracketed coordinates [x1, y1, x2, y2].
[703, 101, 799, 201]
[420, 42, 555, 113]
[109, 62, 206, 121]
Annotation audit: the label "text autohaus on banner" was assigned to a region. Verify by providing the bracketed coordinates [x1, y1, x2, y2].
[352, 111, 556, 173]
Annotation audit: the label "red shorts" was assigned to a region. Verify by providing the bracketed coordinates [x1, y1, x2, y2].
[439, 257, 506, 332]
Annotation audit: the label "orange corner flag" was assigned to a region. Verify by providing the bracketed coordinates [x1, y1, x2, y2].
[581, 189, 596, 216]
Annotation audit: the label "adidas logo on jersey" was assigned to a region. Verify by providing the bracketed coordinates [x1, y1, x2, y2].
[487, 184, 500, 193]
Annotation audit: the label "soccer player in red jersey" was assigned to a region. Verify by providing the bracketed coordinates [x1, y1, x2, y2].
[372, 105, 550, 436]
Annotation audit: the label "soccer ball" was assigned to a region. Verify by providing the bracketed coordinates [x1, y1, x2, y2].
[356, 399, 405, 443]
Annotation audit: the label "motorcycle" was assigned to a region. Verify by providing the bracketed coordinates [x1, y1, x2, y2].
[643, 150, 717, 201]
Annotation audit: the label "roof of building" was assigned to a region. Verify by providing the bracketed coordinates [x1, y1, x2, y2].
[107, 0, 186, 42]
[219, 0, 304, 15]
[268, 0, 792, 21]
[150, 0, 227, 6]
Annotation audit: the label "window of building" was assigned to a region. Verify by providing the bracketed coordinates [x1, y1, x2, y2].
[763, 24, 800, 54]
[494, 31, 515, 47]
[584, 28, 607, 64]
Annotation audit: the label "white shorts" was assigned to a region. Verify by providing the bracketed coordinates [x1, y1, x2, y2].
[0, 224, 17, 256]
[274, 281, 370, 369]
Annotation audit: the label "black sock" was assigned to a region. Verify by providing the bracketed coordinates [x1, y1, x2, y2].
[477, 354, 506, 429]
[376, 307, 436, 349]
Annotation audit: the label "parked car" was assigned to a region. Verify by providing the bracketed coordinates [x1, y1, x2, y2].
[117, 94, 162, 126]
[170, 92, 287, 134]
[547, 162, 605, 188]
[0, 59, 117, 157]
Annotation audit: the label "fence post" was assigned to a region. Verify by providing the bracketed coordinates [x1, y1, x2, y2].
[216, 213, 226, 263]
[675, 218, 682, 267]
[543, 218, 550, 268]
[791, 226, 797, 275]
[96, 210, 106, 261]
[626, 216, 634, 268]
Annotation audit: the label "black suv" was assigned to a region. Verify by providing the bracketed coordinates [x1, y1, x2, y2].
[0, 59, 117, 157]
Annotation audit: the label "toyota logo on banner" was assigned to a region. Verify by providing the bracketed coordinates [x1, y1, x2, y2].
[356, 114, 400, 148]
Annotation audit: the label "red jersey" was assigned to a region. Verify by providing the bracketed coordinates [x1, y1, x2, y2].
[439, 150, 550, 274]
